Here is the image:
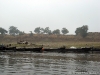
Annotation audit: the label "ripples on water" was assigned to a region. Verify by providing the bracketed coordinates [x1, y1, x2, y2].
[0, 52, 100, 75]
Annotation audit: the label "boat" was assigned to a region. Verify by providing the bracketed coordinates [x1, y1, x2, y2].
[44, 47, 92, 53]
[0, 45, 100, 53]
[16, 47, 43, 52]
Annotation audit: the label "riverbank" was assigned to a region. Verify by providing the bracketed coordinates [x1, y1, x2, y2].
[0, 34, 100, 48]
[2, 41, 100, 49]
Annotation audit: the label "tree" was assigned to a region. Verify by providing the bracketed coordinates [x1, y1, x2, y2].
[40, 28, 45, 34]
[75, 27, 81, 35]
[52, 29, 60, 35]
[44, 27, 51, 34]
[34, 27, 41, 34]
[29, 31, 33, 36]
[9, 26, 19, 36]
[61, 28, 69, 35]
[0, 27, 8, 35]
[19, 31, 25, 35]
[34, 27, 45, 34]
[75, 25, 88, 38]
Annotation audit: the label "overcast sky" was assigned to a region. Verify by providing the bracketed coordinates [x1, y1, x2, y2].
[0, 0, 100, 34]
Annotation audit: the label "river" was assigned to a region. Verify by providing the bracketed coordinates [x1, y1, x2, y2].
[0, 52, 100, 75]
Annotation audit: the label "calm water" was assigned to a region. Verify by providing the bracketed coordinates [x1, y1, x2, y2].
[0, 52, 100, 75]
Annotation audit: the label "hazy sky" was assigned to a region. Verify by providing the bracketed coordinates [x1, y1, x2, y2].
[0, 0, 100, 34]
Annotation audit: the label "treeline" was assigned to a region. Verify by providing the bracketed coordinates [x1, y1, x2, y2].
[0, 25, 88, 38]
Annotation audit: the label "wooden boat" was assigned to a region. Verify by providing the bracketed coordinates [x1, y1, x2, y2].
[0, 45, 43, 52]
[44, 47, 92, 53]
[65, 48, 91, 53]
[16, 47, 43, 52]
[0, 45, 100, 53]
[0, 47, 16, 52]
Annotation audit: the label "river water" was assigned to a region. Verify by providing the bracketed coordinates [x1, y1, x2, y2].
[0, 52, 100, 75]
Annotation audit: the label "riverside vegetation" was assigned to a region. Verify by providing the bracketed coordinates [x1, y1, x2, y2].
[0, 33, 100, 49]
[0, 25, 100, 49]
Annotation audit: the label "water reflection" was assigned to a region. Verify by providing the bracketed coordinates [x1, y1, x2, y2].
[0, 52, 100, 75]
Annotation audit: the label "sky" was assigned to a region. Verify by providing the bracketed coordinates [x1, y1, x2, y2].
[0, 0, 100, 34]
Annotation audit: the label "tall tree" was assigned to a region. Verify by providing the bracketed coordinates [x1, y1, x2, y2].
[75, 27, 81, 35]
[52, 29, 60, 35]
[40, 28, 45, 34]
[34, 27, 45, 34]
[61, 28, 69, 35]
[9, 26, 19, 36]
[0, 27, 8, 35]
[75, 25, 88, 38]
[44, 27, 51, 34]
[34, 27, 41, 34]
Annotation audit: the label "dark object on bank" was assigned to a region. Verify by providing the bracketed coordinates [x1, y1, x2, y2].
[16, 47, 43, 52]
[0, 44, 6, 50]
[0, 45, 100, 53]
[17, 40, 28, 44]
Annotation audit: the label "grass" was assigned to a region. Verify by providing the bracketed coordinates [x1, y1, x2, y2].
[0, 34, 100, 49]
[38, 42, 100, 48]
[7, 41, 100, 49]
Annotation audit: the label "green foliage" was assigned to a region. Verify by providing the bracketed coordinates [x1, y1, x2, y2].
[52, 29, 60, 35]
[44, 27, 51, 34]
[75, 25, 88, 38]
[34, 27, 41, 34]
[34, 27, 51, 34]
[40, 28, 45, 34]
[19, 31, 25, 35]
[61, 28, 69, 35]
[0, 27, 8, 35]
[9, 26, 20, 36]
